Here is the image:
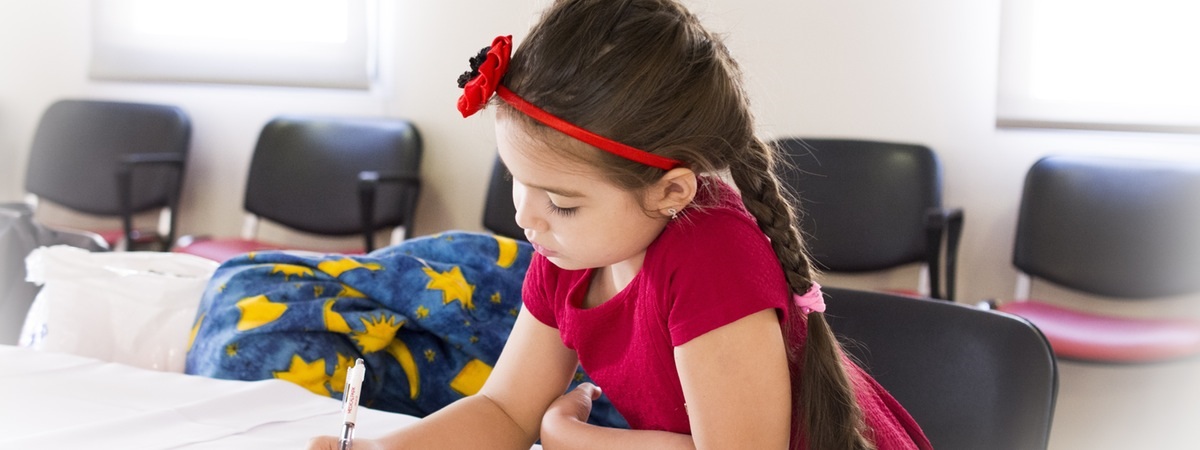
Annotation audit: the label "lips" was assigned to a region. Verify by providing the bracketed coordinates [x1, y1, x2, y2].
[530, 242, 558, 258]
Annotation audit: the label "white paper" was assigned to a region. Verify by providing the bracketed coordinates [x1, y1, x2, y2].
[0, 346, 542, 449]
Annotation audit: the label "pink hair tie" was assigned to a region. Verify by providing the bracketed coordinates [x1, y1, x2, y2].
[793, 283, 825, 315]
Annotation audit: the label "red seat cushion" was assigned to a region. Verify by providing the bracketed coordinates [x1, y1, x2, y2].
[174, 238, 362, 262]
[998, 300, 1200, 363]
[94, 228, 162, 248]
[94, 229, 125, 247]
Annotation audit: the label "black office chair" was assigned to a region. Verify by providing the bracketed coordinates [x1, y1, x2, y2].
[773, 138, 963, 300]
[990, 155, 1200, 363]
[482, 155, 525, 241]
[174, 115, 422, 262]
[23, 99, 191, 251]
[823, 287, 1058, 450]
[1, 203, 109, 345]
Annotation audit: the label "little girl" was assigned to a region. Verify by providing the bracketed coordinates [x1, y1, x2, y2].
[311, 0, 929, 448]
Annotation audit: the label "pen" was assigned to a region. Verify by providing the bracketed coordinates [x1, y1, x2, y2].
[339, 358, 366, 450]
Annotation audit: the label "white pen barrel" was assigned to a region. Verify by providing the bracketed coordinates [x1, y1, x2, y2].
[338, 358, 366, 450]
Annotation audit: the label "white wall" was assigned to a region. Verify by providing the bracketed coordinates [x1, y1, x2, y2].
[7, 0, 1197, 302]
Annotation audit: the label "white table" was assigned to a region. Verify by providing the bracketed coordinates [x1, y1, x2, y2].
[0, 345, 538, 449]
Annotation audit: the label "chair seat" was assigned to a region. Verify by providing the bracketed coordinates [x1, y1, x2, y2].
[174, 238, 362, 262]
[998, 300, 1200, 363]
[882, 288, 923, 298]
[94, 228, 163, 249]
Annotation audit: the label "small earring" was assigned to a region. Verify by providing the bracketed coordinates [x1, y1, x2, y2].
[667, 208, 678, 220]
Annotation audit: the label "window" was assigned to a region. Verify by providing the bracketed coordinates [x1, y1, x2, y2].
[90, 0, 376, 90]
[997, 0, 1200, 133]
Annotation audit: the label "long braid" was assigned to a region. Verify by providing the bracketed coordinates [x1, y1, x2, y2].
[730, 139, 872, 450]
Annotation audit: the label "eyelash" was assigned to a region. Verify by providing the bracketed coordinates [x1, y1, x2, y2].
[547, 202, 578, 217]
[506, 169, 577, 217]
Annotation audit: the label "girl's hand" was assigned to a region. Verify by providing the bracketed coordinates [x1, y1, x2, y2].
[306, 435, 383, 450]
[541, 383, 602, 437]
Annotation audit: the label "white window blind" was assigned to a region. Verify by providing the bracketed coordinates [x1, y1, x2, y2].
[90, 0, 376, 90]
[997, 0, 1200, 133]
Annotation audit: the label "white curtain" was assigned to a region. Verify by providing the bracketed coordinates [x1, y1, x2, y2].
[90, 0, 375, 90]
[996, 0, 1200, 133]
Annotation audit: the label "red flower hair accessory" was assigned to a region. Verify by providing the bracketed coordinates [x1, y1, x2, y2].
[456, 36, 682, 171]
[457, 35, 512, 118]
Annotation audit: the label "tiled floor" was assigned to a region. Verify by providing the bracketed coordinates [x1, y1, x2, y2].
[1048, 358, 1200, 449]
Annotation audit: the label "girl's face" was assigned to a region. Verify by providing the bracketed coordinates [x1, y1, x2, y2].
[496, 117, 668, 272]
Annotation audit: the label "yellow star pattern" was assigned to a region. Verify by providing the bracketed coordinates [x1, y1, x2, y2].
[386, 340, 420, 399]
[318, 258, 383, 278]
[235, 295, 288, 331]
[490, 292, 502, 304]
[352, 315, 404, 353]
[329, 353, 354, 394]
[187, 313, 204, 352]
[495, 236, 519, 268]
[415, 305, 430, 319]
[323, 299, 351, 333]
[422, 266, 475, 310]
[424, 349, 436, 362]
[339, 285, 367, 298]
[273, 354, 330, 397]
[450, 359, 493, 396]
[270, 264, 314, 280]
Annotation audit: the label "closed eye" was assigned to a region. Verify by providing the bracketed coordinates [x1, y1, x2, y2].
[547, 202, 578, 217]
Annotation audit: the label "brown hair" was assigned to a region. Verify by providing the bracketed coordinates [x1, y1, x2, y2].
[498, 0, 871, 448]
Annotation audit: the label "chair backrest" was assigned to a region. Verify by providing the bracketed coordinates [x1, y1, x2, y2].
[482, 155, 525, 241]
[774, 138, 943, 272]
[774, 138, 963, 299]
[823, 287, 1058, 450]
[24, 99, 191, 215]
[1015, 155, 1200, 298]
[243, 115, 422, 236]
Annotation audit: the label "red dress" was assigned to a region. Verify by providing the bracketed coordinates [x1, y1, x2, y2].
[522, 180, 930, 449]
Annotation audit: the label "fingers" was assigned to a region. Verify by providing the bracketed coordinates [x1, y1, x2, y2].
[305, 435, 339, 450]
[542, 383, 602, 442]
[576, 382, 602, 401]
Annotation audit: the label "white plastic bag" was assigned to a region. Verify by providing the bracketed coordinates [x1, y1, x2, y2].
[19, 245, 219, 372]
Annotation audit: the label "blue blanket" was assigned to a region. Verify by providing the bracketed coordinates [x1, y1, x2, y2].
[185, 231, 625, 428]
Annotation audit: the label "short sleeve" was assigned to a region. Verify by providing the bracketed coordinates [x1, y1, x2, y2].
[664, 209, 790, 346]
[521, 253, 559, 329]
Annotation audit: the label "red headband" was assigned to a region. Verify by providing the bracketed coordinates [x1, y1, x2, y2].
[457, 35, 682, 171]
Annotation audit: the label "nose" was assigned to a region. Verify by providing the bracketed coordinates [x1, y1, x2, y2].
[511, 182, 544, 234]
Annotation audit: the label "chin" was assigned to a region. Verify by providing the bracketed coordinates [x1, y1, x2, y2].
[544, 255, 591, 271]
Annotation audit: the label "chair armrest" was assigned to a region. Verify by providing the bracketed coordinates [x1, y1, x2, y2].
[924, 206, 965, 301]
[116, 153, 188, 250]
[358, 171, 422, 252]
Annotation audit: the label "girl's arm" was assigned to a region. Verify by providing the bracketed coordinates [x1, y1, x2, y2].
[538, 308, 791, 450]
[675, 308, 792, 449]
[308, 309, 580, 450]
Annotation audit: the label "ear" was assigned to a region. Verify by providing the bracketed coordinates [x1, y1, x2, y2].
[647, 167, 697, 218]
